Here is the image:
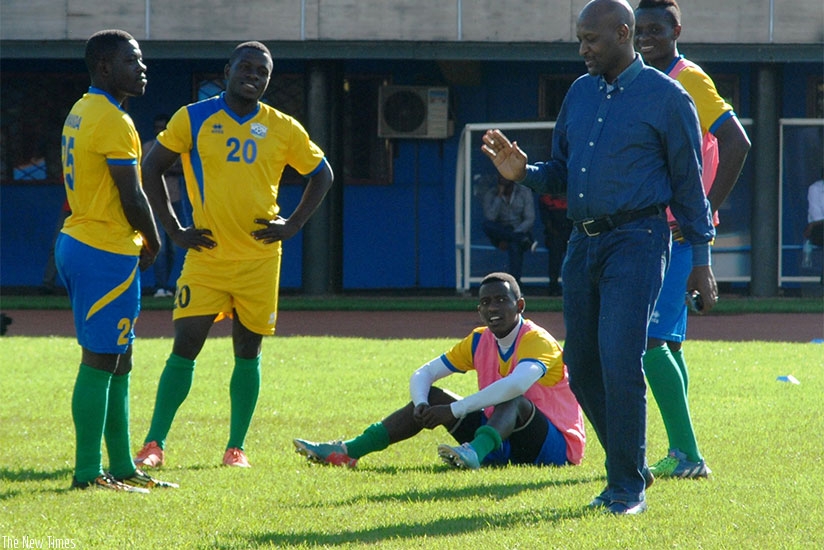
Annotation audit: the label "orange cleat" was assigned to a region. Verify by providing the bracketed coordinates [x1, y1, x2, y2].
[223, 447, 251, 468]
[134, 441, 165, 468]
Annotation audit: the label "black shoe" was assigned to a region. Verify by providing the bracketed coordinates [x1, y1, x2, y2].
[589, 467, 653, 509]
[607, 500, 647, 515]
[71, 472, 149, 493]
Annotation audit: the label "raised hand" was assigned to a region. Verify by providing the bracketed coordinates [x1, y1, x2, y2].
[481, 129, 529, 182]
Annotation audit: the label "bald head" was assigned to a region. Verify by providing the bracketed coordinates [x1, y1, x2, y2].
[580, 0, 635, 34]
[577, 0, 637, 82]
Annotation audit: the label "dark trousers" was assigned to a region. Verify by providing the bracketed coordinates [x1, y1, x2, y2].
[541, 208, 572, 292]
[482, 220, 530, 281]
[562, 215, 670, 504]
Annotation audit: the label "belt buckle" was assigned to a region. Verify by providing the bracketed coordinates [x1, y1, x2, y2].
[581, 219, 600, 237]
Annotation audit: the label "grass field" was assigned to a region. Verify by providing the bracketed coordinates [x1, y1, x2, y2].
[1, 335, 822, 548]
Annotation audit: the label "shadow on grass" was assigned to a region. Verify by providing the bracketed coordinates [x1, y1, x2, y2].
[291, 474, 601, 508]
[0, 466, 73, 483]
[0, 467, 74, 500]
[245, 505, 597, 547]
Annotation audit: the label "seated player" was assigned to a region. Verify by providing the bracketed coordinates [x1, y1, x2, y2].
[293, 272, 585, 470]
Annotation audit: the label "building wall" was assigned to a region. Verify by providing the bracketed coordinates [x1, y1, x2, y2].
[1, 54, 821, 291]
[1, 1, 822, 292]
[2, 0, 822, 44]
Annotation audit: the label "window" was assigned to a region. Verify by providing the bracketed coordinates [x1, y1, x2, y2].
[539, 75, 577, 120]
[0, 73, 88, 184]
[343, 76, 391, 185]
[808, 75, 824, 118]
[711, 74, 741, 113]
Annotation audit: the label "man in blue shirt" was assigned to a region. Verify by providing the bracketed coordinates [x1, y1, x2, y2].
[481, 0, 717, 515]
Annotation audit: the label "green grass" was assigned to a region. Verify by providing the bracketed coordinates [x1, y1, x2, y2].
[1, 336, 823, 548]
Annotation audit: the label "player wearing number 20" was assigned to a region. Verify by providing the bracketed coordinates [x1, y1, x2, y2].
[135, 41, 334, 468]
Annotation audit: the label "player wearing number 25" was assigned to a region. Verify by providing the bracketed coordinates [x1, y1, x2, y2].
[57, 30, 171, 492]
[135, 41, 334, 469]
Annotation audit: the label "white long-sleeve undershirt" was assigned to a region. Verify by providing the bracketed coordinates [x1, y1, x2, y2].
[408, 326, 546, 418]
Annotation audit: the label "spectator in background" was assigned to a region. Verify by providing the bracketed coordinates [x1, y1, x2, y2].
[538, 194, 572, 296]
[804, 175, 824, 248]
[143, 114, 189, 298]
[13, 139, 48, 181]
[481, 174, 537, 284]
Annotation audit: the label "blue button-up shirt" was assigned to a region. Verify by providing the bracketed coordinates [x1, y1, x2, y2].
[520, 55, 715, 264]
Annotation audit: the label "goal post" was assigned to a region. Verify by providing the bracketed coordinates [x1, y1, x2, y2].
[455, 121, 558, 291]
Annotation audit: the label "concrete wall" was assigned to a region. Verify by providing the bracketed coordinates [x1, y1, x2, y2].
[2, 0, 822, 44]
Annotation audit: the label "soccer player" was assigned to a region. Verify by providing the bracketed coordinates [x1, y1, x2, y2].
[57, 29, 176, 492]
[635, 0, 751, 478]
[294, 272, 586, 470]
[135, 41, 334, 468]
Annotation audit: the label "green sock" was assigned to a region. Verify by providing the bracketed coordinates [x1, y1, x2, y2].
[469, 425, 502, 462]
[344, 422, 390, 459]
[145, 354, 195, 448]
[105, 372, 137, 479]
[72, 364, 112, 483]
[227, 355, 261, 450]
[644, 345, 702, 462]
[672, 348, 690, 395]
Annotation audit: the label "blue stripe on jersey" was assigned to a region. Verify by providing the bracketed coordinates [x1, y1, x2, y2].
[470, 331, 482, 356]
[186, 96, 223, 205]
[88, 86, 125, 110]
[708, 110, 735, 135]
[520, 358, 548, 376]
[440, 353, 463, 373]
[107, 158, 137, 166]
[219, 92, 260, 125]
[306, 158, 326, 178]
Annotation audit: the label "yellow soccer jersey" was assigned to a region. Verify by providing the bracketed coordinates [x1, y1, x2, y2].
[669, 57, 735, 136]
[159, 93, 326, 260]
[60, 88, 144, 255]
[443, 322, 565, 387]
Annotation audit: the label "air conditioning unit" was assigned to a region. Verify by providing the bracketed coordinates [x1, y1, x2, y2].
[378, 86, 452, 139]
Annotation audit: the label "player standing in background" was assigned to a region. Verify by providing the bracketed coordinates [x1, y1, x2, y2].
[58, 29, 176, 491]
[135, 41, 334, 468]
[635, 0, 751, 478]
[294, 272, 585, 471]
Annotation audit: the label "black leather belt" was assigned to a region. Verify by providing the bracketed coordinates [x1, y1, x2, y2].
[574, 204, 665, 237]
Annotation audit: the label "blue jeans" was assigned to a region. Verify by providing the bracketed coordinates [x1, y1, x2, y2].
[562, 215, 670, 503]
[153, 199, 191, 291]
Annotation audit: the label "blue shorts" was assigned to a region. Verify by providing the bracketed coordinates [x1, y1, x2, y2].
[648, 239, 691, 342]
[452, 404, 568, 466]
[55, 234, 141, 354]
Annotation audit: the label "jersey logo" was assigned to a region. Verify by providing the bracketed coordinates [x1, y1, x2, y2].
[250, 123, 268, 139]
[211, 123, 224, 134]
[65, 114, 82, 129]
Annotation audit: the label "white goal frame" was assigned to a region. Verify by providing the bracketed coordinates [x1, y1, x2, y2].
[454, 121, 557, 291]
